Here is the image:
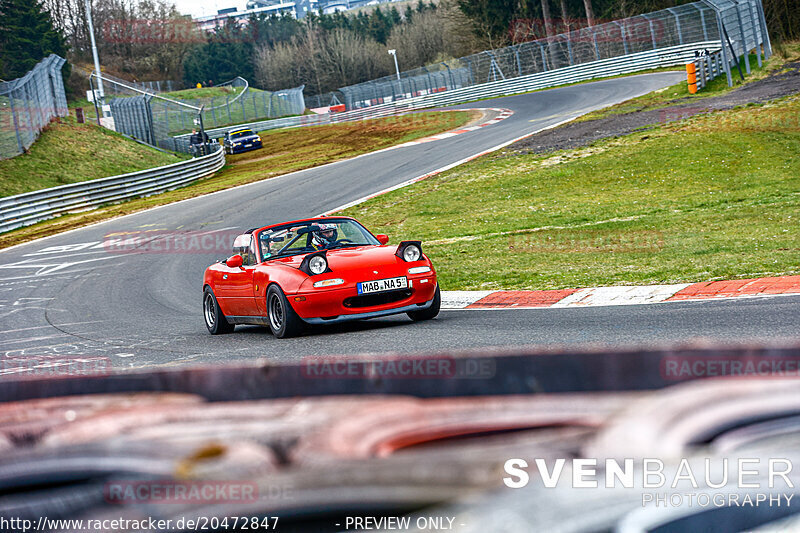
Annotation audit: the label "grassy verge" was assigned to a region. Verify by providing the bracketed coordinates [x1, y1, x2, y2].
[0, 110, 475, 249]
[575, 44, 800, 122]
[341, 97, 800, 290]
[0, 115, 185, 198]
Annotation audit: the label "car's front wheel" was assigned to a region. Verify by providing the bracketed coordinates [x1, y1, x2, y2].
[204, 286, 235, 334]
[408, 284, 441, 322]
[266, 285, 304, 338]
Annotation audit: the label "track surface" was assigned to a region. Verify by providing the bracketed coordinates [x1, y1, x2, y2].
[5, 71, 797, 370]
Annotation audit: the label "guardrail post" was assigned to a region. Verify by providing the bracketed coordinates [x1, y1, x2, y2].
[694, 5, 710, 41]
[8, 90, 25, 154]
[745, 0, 762, 67]
[712, 9, 734, 86]
[734, 1, 751, 74]
[612, 21, 629, 55]
[642, 14, 658, 49]
[22, 83, 35, 147]
[566, 33, 574, 65]
[538, 42, 549, 71]
[754, 0, 771, 58]
[591, 29, 600, 60]
[666, 8, 684, 44]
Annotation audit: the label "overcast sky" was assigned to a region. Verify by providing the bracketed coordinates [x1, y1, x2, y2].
[173, 0, 247, 19]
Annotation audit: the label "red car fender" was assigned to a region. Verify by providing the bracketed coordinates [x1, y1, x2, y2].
[252, 263, 308, 315]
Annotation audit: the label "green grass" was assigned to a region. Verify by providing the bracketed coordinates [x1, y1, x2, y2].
[0, 115, 186, 198]
[0, 110, 474, 248]
[341, 96, 800, 290]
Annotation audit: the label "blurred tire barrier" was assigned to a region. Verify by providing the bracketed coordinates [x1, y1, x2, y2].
[1, 344, 800, 529]
[0, 146, 225, 234]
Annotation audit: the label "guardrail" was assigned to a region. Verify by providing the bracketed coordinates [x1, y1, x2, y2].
[174, 41, 721, 148]
[687, 48, 725, 92]
[0, 147, 225, 234]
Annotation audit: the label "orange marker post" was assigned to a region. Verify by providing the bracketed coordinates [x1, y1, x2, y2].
[686, 63, 698, 94]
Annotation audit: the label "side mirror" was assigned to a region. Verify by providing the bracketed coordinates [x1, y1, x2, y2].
[226, 254, 243, 269]
[376, 234, 389, 245]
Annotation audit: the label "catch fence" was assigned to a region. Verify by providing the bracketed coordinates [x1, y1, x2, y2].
[307, 0, 769, 110]
[0, 55, 68, 159]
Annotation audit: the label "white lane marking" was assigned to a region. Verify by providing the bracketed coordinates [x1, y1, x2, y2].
[0, 334, 70, 345]
[0, 255, 119, 276]
[551, 284, 691, 307]
[441, 291, 496, 309]
[116, 353, 135, 358]
[23, 242, 100, 256]
[0, 321, 106, 335]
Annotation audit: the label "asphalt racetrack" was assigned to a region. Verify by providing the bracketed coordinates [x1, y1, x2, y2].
[3, 71, 798, 369]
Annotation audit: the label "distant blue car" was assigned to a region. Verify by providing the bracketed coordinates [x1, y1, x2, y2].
[223, 128, 263, 155]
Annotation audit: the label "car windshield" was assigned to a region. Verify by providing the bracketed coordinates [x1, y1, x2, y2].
[230, 130, 254, 139]
[257, 219, 380, 260]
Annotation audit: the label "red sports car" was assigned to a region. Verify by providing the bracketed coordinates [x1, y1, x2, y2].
[202, 217, 440, 337]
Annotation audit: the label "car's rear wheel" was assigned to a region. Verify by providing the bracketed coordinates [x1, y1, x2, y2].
[267, 285, 304, 338]
[204, 287, 234, 334]
[407, 284, 441, 322]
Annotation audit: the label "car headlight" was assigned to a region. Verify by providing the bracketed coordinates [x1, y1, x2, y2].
[402, 244, 421, 262]
[309, 255, 328, 275]
[313, 278, 344, 288]
[408, 266, 431, 274]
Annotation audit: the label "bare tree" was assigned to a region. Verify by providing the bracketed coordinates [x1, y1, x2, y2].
[583, 0, 596, 27]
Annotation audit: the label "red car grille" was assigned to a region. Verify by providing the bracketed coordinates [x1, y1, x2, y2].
[343, 289, 413, 309]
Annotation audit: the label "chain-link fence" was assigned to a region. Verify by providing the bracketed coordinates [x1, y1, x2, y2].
[309, 0, 767, 110]
[0, 55, 68, 160]
[104, 76, 305, 153]
[701, 0, 771, 85]
[87, 69, 181, 97]
[152, 85, 305, 136]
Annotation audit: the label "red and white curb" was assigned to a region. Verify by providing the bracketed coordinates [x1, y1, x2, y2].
[394, 108, 514, 148]
[441, 276, 800, 310]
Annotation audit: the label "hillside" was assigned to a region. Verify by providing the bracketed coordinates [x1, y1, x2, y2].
[0, 114, 185, 198]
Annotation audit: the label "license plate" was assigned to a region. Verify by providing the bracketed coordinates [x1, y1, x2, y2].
[244, 144, 252, 148]
[358, 276, 408, 294]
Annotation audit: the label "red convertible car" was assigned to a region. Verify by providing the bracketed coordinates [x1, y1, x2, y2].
[203, 217, 440, 337]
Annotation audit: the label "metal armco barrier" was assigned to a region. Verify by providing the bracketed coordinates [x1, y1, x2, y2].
[176, 41, 721, 148]
[0, 147, 225, 234]
[687, 49, 725, 92]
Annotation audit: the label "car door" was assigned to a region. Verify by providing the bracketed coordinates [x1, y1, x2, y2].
[216, 234, 259, 317]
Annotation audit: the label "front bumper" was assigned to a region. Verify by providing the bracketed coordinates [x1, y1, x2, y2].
[292, 275, 437, 324]
[301, 296, 435, 325]
[230, 142, 262, 153]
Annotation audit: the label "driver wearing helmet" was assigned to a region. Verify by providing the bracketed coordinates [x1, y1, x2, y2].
[311, 223, 338, 250]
